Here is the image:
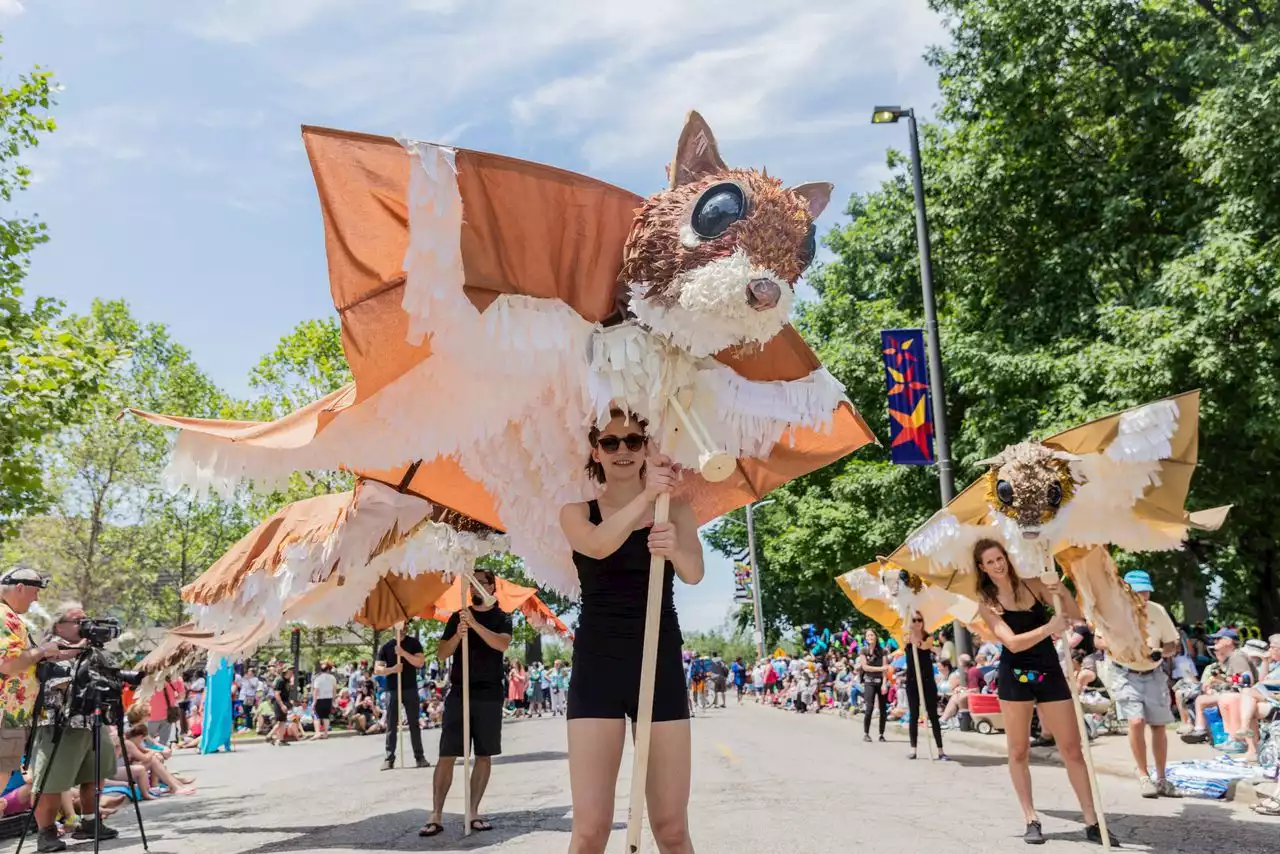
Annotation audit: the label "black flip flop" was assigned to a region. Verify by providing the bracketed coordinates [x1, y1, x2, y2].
[418, 822, 444, 837]
[470, 818, 493, 832]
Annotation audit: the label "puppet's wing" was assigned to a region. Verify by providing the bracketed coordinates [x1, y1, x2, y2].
[1044, 391, 1229, 552]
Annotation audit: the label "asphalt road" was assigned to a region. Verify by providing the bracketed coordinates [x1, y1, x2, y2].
[4, 702, 1274, 853]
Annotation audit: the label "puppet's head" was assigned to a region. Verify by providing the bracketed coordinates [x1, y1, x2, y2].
[981, 442, 1081, 539]
[620, 111, 832, 358]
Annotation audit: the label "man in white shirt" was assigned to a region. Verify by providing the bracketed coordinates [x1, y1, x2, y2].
[1096, 570, 1180, 799]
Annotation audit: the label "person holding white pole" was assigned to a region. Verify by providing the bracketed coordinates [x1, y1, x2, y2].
[559, 409, 704, 854]
[420, 569, 511, 838]
[972, 539, 1117, 847]
[904, 611, 949, 761]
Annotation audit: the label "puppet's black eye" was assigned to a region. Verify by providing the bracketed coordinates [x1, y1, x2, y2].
[691, 183, 746, 239]
[996, 480, 1014, 506]
[1047, 481, 1063, 508]
[799, 223, 817, 270]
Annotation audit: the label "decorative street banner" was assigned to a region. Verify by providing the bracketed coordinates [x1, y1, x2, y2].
[880, 329, 936, 465]
[733, 562, 753, 602]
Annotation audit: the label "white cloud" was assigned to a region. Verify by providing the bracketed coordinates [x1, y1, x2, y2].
[181, 0, 352, 44]
[0, 0, 24, 18]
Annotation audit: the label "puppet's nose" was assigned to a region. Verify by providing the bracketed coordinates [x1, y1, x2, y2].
[746, 278, 780, 311]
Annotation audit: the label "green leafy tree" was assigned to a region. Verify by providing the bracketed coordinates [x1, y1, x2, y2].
[6, 301, 236, 622]
[231, 317, 355, 515]
[709, 0, 1280, 633]
[0, 46, 114, 535]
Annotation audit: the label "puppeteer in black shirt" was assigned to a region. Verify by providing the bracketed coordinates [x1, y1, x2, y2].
[440, 606, 513, 702]
[377, 634, 424, 695]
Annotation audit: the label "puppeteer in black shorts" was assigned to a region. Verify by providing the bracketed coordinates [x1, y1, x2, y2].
[997, 599, 1072, 704]
[438, 603, 513, 757]
[567, 500, 689, 723]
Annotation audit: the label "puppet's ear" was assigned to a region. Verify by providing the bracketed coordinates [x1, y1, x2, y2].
[668, 110, 728, 189]
[790, 182, 834, 219]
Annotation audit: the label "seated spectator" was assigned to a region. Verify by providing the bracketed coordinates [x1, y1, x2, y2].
[123, 724, 196, 795]
[1184, 629, 1257, 749]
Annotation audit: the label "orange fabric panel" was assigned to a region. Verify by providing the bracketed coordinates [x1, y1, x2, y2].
[357, 456, 503, 533]
[453, 149, 641, 321]
[714, 326, 822, 381]
[182, 491, 354, 605]
[356, 572, 452, 630]
[302, 126, 428, 400]
[129, 384, 357, 448]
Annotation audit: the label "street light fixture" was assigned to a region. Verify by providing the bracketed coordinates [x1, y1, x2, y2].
[871, 104, 970, 659]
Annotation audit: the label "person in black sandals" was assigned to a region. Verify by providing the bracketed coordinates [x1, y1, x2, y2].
[973, 538, 1117, 847]
[904, 611, 948, 761]
[420, 568, 512, 838]
[374, 631, 430, 770]
[856, 628, 891, 742]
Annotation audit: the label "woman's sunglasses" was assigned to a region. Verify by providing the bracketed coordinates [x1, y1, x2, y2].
[911, 617, 924, 623]
[595, 434, 648, 454]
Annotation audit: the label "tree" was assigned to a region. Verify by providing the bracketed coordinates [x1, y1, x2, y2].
[231, 317, 355, 515]
[0, 45, 114, 535]
[7, 301, 236, 622]
[709, 0, 1280, 633]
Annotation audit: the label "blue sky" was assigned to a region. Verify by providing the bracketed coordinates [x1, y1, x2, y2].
[4, 0, 946, 632]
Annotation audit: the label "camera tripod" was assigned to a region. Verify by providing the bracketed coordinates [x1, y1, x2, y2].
[15, 703, 149, 853]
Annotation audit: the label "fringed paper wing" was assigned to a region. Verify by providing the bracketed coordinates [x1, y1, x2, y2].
[837, 562, 978, 643]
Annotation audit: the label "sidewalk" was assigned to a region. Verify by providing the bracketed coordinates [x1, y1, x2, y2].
[921, 720, 1272, 806]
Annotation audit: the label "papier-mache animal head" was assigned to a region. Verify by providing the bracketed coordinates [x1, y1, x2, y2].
[619, 111, 832, 358]
[981, 442, 1082, 539]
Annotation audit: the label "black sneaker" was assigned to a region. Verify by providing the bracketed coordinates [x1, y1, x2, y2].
[1085, 824, 1119, 846]
[863, 734, 872, 742]
[415, 758, 431, 768]
[878, 735, 886, 743]
[36, 827, 66, 853]
[72, 820, 120, 841]
[1023, 821, 1045, 845]
[380, 758, 395, 771]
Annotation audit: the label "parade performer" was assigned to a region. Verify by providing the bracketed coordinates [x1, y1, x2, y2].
[374, 629, 430, 770]
[856, 628, 891, 743]
[421, 568, 511, 837]
[560, 410, 703, 854]
[971, 539, 1104, 844]
[904, 611, 948, 761]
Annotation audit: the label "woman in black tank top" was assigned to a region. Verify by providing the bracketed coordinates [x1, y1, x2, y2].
[974, 538, 1116, 847]
[559, 408, 704, 854]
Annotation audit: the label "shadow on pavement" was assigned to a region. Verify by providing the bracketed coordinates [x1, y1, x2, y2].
[168, 805, 597, 851]
[1042, 804, 1277, 853]
[937, 753, 1011, 768]
[491, 750, 568, 766]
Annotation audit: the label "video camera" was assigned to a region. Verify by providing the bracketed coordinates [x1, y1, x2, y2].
[36, 618, 143, 724]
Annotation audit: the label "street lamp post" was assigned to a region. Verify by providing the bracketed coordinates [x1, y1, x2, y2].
[872, 106, 970, 660]
[746, 499, 775, 660]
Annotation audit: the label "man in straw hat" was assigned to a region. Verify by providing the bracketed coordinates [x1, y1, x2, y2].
[1095, 569, 1181, 799]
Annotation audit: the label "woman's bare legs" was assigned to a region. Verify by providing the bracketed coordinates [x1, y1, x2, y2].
[1000, 700, 1038, 823]
[1037, 699, 1098, 825]
[568, 718, 625, 854]
[645, 720, 693, 854]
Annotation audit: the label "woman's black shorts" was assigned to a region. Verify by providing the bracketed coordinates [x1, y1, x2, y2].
[567, 632, 688, 723]
[314, 698, 333, 721]
[997, 662, 1072, 704]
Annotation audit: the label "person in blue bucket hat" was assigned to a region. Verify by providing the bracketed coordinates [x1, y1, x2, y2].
[1094, 569, 1182, 799]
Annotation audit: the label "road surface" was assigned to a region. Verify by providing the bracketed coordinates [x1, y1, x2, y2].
[4, 702, 1273, 853]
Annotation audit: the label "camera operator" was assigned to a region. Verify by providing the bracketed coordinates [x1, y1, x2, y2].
[0, 569, 74, 783]
[29, 602, 119, 851]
